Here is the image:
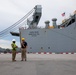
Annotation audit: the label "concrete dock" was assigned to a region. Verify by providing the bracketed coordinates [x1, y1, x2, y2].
[0, 53, 76, 75]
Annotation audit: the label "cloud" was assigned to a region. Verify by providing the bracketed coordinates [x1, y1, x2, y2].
[0, 39, 20, 49]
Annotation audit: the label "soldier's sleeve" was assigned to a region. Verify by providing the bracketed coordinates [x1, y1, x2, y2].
[11, 44, 13, 48]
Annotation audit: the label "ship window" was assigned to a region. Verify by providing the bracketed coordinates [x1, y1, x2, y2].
[36, 16, 39, 19]
[30, 47, 32, 49]
[41, 47, 43, 49]
[35, 16, 39, 22]
[48, 47, 50, 49]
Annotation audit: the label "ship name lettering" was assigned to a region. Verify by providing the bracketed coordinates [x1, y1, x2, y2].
[29, 31, 39, 37]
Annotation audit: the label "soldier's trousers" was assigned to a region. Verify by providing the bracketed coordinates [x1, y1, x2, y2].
[21, 48, 26, 60]
[12, 50, 16, 61]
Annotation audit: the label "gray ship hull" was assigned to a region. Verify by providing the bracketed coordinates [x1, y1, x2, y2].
[19, 22, 76, 53]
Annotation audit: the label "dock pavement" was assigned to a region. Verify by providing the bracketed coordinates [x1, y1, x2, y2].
[0, 53, 76, 75]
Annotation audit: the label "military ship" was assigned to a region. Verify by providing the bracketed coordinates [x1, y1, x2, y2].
[10, 5, 76, 53]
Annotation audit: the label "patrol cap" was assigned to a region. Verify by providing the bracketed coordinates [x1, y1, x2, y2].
[22, 38, 25, 40]
[12, 39, 16, 41]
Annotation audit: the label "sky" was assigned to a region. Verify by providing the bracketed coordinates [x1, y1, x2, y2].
[0, 0, 76, 49]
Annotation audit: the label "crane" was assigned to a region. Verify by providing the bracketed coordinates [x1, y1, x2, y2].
[0, 5, 42, 37]
[10, 5, 42, 36]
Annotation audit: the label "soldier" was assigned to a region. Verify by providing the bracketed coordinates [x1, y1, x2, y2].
[21, 38, 27, 61]
[11, 39, 18, 61]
